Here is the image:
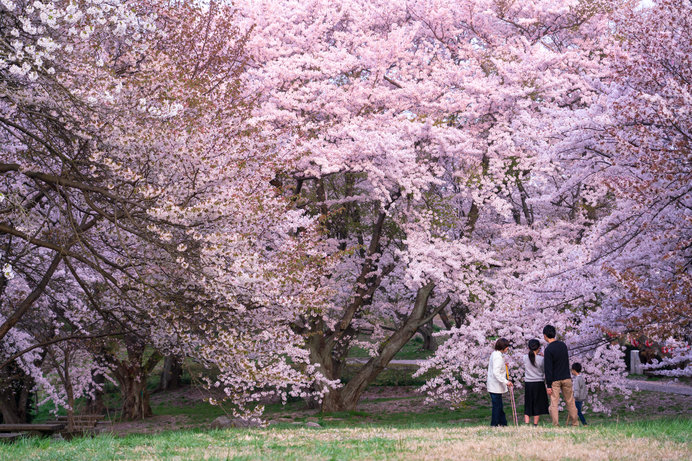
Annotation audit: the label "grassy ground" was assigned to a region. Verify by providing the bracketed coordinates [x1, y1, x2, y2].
[9, 338, 691, 460]
[348, 332, 449, 361]
[347, 335, 434, 360]
[5, 381, 691, 461]
[3, 416, 690, 460]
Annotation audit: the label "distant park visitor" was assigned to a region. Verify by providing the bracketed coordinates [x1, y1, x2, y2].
[543, 325, 580, 426]
[487, 338, 513, 427]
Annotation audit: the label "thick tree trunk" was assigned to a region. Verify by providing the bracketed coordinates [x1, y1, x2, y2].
[119, 373, 152, 420]
[64, 354, 76, 431]
[421, 331, 436, 351]
[110, 340, 161, 420]
[320, 388, 347, 412]
[157, 356, 182, 392]
[320, 283, 437, 412]
[438, 307, 453, 330]
[0, 367, 33, 424]
[306, 322, 346, 410]
[0, 389, 29, 424]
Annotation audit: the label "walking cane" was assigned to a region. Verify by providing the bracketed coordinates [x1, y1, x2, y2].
[506, 364, 518, 427]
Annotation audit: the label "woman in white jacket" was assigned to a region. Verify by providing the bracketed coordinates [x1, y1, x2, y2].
[487, 338, 513, 427]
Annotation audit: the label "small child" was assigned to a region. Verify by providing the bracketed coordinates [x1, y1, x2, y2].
[571, 362, 588, 425]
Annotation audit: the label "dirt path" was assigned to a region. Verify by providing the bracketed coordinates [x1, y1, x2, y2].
[625, 379, 692, 396]
[348, 358, 424, 366]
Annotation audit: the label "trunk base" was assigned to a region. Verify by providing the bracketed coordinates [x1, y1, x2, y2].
[120, 381, 152, 420]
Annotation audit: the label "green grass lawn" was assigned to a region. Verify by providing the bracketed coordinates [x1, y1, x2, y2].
[348, 333, 447, 361]
[6, 383, 691, 461]
[11, 349, 691, 460]
[151, 386, 688, 429]
[2, 416, 690, 460]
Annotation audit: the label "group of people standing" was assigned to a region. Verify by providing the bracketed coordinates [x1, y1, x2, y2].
[487, 325, 588, 427]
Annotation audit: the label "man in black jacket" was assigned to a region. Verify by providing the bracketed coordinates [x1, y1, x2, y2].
[543, 324, 579, 426]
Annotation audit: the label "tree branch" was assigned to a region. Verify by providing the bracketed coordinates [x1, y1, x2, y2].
[0, 331, 130, 371]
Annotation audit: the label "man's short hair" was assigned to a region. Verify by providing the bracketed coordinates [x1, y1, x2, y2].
[572, 362, 582, 373]
[543, 324, 556, 339]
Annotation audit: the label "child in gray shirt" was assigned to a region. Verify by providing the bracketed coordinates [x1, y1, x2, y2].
[571, 362, 588, 425]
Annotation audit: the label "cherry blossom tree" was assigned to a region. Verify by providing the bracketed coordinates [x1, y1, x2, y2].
[589, 0, 691, 376]
[522, 0, 691, 377]
[1, 0, 332, 418]
[600, 0, 691, 347]
[234, 0, 634, 411]
[419, 0, 690, 408]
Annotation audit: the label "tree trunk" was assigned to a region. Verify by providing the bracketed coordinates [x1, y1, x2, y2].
[438, 307, 453, 330]
[64, 354, 75, 431]
[119, 372, 152, 420]
[320, 388, 347, 412]
[0, 390, 27, 424]
[418, 320, 437, 352]
[157, 356, 182, 392]
[0, 367, 34, 424]
[306, 322, 345, 410]
[421, 331, 436, 351]
[320, 283, 436, 412]
[110, 340, 162, 420]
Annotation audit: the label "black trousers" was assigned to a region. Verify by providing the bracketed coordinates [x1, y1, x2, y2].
[490, 392, 507, 426]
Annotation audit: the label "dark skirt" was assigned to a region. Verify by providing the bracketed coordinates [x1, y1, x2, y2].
[524, 381, 549, 416]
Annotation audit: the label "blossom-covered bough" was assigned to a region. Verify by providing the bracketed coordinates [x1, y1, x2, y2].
[235, 0, 689, 412]
[1, 0, 333, 420]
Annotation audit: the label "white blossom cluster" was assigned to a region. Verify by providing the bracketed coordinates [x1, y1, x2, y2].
[1, 263, 14, 280]
[0, 0, 158, 82]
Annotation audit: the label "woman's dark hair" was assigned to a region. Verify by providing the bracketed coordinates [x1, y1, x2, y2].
[572, 362, 582, 373]
[528, 339, 541, 367]
[494, 338, 510, 351]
